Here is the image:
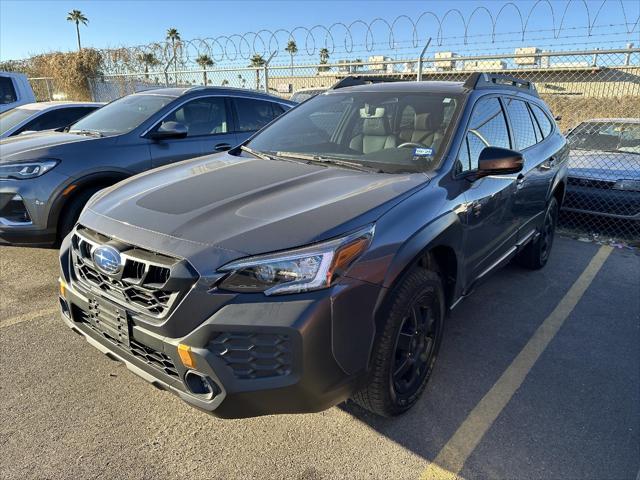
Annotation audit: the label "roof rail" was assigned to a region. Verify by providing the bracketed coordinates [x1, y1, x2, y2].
[331, 75, 400, 90]
[463, 72, 538, 96]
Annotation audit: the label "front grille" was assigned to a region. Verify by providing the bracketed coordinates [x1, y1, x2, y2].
[567, 177, 615, 190]
[209, 332, 292, 379]
[73, 305, 179, 378]
[70, 226, 197, 318]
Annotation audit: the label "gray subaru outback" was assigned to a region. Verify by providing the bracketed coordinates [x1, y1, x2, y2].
[59, 74, 568, 418]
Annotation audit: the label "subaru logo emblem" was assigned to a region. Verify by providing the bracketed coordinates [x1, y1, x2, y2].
[92, 245, 122, 275]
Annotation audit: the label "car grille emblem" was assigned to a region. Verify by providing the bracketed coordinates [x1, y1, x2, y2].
[92, 245, 122, 275]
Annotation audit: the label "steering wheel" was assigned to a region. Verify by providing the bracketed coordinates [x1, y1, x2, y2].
[397, 142, 428, 149]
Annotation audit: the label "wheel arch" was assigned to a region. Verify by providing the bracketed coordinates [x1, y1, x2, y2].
[48, 171, 130, 232]
[379, 211, 464, 314]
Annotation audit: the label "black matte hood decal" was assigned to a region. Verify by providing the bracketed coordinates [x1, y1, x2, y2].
[80, 152, 427, 268]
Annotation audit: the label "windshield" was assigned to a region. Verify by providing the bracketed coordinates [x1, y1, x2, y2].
[246, 90, 462, 173]
[0, 108, 35, 135]
[69, 94, 173, 135]
[567, 121, 640, 155]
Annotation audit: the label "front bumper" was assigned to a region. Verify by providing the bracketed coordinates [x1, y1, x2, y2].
[59, 235, 383, 418]
[564, 179, 640, 220]
[0, 174, 67, 246]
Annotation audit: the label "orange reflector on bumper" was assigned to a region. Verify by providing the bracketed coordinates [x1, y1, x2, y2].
[178, 344, 196, 369]
[59, 279, 67, 298]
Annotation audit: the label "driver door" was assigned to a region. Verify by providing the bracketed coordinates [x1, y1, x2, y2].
[148, 96, 237, 168]
[458, 96, 520, 283]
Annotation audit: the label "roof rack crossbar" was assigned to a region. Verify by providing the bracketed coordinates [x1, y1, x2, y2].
[463, 72, 538, 97]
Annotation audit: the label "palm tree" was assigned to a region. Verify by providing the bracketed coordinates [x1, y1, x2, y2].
[285, 40, 298, 77]
[67, 10, 88, 51]
[138, 53, 160, 79]
[318, 48, 330, 73]
[196, 54, 214, 85]
[166, 28, 181, 74]
[249, 54, 266, 89]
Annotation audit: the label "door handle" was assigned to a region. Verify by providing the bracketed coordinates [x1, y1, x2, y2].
[516, 174, 525, 189]
[540, 156, 555, 170]
[214, 143, 232, 152]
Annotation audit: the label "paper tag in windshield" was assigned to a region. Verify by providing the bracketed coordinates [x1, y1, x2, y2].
[413, 147, 434, 161]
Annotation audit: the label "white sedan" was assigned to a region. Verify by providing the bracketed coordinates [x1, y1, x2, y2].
[0, 101, 103, 139]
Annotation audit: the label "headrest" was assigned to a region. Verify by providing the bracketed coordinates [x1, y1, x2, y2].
[414, 113, 432, 131]
[359, 105, 385, 118]
[362, 117, 389, 136]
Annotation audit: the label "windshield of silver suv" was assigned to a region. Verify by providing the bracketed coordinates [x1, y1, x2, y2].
[69, 94, 173, 136]
[245, 90, 462, 173]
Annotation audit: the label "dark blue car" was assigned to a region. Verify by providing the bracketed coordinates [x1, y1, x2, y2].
[0, 87, 294, 245]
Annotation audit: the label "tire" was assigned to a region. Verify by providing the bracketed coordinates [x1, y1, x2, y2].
[517, 196, 559, 270]
[57, 187, 104, 241]
[352, 267, 445, 417]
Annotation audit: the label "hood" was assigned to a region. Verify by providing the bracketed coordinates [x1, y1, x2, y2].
[568, 149, 640, 182]
[80, 153, 427, 268]
[0, 131, 104, 163]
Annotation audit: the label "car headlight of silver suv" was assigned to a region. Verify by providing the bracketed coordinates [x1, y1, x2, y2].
[0, 159, 59, 180]
[217, 224, 375, 295]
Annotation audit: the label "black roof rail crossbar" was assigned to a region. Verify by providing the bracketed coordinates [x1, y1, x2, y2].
[463, 72, 538, 96]
[331, 75, 401, 90]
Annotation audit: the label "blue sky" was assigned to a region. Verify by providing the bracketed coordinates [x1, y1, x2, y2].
[1, 0, 639, 62]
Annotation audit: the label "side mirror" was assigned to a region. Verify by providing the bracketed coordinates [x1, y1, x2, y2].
[476, 146, 523, 178]
[149, 121, 188, 140]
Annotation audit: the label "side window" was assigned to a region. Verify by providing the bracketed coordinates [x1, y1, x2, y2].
[458, 97, 510, 172]
[234, 98, 279, 132]
[0, 77, 17, 105]
[530, 103, 553, 138]
[504, 98, 537, 150]
[20, 110, 62, 131]
[271, 103, 286, 116]
[162, 97, 228, 137]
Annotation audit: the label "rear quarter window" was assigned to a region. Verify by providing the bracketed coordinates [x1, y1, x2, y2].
[530, 103, 554, 138]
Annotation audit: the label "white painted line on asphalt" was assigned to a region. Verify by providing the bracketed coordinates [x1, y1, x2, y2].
[0, 307, 59, 329]
[420, 245, 613, 480]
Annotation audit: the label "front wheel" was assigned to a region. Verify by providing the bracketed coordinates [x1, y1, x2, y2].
[352, 267, 445, 417]
[517, 196, 559, 270]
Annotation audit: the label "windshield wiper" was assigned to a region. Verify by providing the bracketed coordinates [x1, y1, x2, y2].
[240, 145, 277, 161]
[69, 129, 103, 138]
[274, 151, 380, 173]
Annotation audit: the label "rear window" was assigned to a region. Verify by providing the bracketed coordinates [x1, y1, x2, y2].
[234, 98, 283, 132]
[0, 76, 17, 105]
[530, 104, 553, 138]
[504, 98, 537, 150]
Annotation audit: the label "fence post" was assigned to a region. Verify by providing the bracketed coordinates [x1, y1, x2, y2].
[263, 51, 277, 93]
[46, 79, 52, 101]
[417, 38, 432, 82]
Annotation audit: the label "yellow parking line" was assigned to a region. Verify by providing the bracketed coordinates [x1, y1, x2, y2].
[420, 245, 613, 480]
[0, 307, 59, 329]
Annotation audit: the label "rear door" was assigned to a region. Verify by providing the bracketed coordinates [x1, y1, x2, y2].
[148, 96, 237, 167]
[503, 97, 556, 238]
[230, 97, 288, 144]
[458, 96, 520, 282]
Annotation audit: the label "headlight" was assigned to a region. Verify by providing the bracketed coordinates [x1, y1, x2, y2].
[217, 224, 375, 295]
[0, 159, 59, 180]
[612, 179, 640, 192]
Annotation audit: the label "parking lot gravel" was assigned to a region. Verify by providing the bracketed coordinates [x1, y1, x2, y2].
[0, 236, 638, 480]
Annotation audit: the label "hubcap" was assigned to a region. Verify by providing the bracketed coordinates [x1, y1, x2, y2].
[392, 295, 438, 397]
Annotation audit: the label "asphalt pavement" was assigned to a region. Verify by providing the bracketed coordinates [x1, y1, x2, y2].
[0, 236, 638, 480]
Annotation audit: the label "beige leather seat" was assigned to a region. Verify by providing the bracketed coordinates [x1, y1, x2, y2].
[399, 112, 444, 148]
[350, 117, 397, 154]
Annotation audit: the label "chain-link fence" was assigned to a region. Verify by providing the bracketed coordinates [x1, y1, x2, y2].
[85, 46, 639, 240]
[28, 77, 56, 101]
